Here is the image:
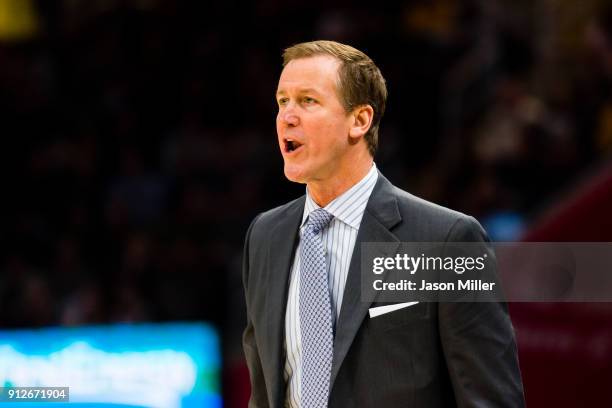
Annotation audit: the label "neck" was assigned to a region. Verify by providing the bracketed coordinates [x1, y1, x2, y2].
[307, 157, 373, 207]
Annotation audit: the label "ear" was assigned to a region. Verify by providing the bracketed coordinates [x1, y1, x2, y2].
[348, 105, 374, 141]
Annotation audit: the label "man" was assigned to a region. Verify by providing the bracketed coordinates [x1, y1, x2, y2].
[242, 40, 524, 408]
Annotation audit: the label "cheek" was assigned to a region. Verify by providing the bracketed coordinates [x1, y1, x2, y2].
[275, 116, 282, 135]
[320, 120, 350, 151]
[302, 113, 350, 158]
[276, 119, 285, 148]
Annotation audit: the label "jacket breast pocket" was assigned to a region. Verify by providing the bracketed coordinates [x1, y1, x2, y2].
[367, 302, 430, 332]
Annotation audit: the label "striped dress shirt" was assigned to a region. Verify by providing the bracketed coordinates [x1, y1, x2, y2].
[283, 164, 379, 408]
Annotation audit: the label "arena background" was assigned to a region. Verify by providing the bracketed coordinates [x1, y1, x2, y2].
[1, 0, 612, 406]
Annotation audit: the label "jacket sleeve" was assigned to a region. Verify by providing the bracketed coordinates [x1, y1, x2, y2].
[439, 216, 525, 407]
[242, 214, 270, 408]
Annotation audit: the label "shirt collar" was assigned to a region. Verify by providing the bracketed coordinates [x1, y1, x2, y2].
[302, 163, 379, 230]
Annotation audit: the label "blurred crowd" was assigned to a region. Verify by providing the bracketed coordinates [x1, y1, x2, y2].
[1, 0, 611, 368]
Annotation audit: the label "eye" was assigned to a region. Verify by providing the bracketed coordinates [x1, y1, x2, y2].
[303, 97, 316, 104]
[277, 97, 289, 106]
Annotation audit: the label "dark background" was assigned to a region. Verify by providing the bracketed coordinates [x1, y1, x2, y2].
[1, 0, 612, 406]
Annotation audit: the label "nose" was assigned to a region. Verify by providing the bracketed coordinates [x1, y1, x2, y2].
[278, 104, 299, 127]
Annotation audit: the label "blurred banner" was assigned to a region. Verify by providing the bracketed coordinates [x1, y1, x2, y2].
[0, 322, 221, 407]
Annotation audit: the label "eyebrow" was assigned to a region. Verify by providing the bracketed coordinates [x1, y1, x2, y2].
[276, 88, 322, 97]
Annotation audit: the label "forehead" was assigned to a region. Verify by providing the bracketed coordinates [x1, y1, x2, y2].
[277, 55, 341, 94]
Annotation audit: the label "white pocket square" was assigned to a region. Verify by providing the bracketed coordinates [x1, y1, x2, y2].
[368, 301, 420, 318]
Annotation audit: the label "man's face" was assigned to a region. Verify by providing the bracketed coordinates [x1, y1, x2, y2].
[276, 55, 354, 184]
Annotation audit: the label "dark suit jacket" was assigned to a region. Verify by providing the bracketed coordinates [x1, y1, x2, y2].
[242, 174, 525, 407]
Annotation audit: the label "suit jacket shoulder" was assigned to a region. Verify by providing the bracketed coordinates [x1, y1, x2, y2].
[367, 175, 487, 244]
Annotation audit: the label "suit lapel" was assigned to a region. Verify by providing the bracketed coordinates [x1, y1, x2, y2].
[330, 175, 402, 388]
[266, 197, 304, 407]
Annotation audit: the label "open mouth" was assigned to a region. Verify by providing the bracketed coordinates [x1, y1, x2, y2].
[284, 138, 304, 154]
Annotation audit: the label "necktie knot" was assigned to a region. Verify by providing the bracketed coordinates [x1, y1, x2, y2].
[305, 208, 334, 234]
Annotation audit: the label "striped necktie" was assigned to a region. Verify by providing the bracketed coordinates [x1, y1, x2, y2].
[299, 208, 335, 408]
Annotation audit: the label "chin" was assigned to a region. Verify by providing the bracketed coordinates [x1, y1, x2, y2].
[283, 164, 308, 184]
